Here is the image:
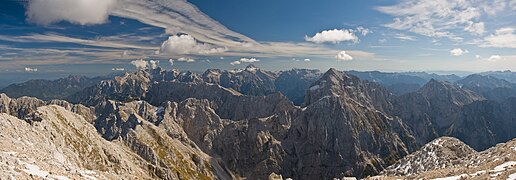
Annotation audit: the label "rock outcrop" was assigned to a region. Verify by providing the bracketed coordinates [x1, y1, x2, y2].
[374, 137, 516, 180]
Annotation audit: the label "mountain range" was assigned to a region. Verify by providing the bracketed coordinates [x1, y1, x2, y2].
[1, 65, 516, 179]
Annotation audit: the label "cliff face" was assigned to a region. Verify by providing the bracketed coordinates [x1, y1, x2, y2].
[0, 96, 233, 180]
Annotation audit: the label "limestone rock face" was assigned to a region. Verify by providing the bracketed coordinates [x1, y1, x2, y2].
[146, 81, 295, 120]
[375, 137, 516, 180]
[381, 137, 476, 176]
[0, 95, 233, 180]
[279, 69, 416, 179]
[68, 70, 152, 106]
[0, 93, 94, 122]
[0, 106, 152, 179]
[203, 64, 278, 96]
[305, 68, 395, 113]
[394, 79, 485, 145]
[457, 74, 516, 102]
[275, 69, 321, 105]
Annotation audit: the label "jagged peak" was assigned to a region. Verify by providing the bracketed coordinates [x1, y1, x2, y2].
[419, 79, 454, 92]
[317, 68, 356, 86]
[246, 64, 258, 69]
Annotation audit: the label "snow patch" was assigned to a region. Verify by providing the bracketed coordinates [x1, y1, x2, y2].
[508, 172, 516, 180]
[492, 161, 516, 172]
[22, 162, 50, 178]
[431, 174, 468, 180]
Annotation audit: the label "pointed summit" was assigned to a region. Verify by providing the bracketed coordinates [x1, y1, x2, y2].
[246, 64, 258, 69]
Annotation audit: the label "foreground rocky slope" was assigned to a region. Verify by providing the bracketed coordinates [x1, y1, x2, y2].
[371, 137, 516, 179]
[0, 95, 234, 179]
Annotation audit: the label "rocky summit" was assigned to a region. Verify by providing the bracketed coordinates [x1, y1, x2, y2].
[1, 66, 516, 179]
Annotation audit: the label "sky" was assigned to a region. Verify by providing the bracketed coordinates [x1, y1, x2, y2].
[0, 0, 515, 77]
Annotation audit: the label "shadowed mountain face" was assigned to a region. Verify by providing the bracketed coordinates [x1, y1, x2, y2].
[457, 74, 516, 102]
[347, 70, 462, 95]
[2, 66, 516, 179]
[0, 75, 113, 101]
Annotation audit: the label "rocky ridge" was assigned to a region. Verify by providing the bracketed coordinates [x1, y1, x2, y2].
[371, 137, 516, 180]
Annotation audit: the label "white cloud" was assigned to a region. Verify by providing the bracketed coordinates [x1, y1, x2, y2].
[336, 51, 353, 61]
[177, 57, 195, 62]
[24, 67, 38, 72]
[149, 60, 159, 69]
[305, 29, 357, 43]
[356, 26, 371, 36]
[475, 55, 481, 59]
[112, 67, 125, 71]
[304, 58, 311, 62]
[464, 22, 485, 35]
[26, 0, 117, 25]
[482, 28, 516, 48]
[450, 48, 469, 56]
[488, 55, 502, 62]
[230, 57, 260, 65]
[230, 61, 241, 65]
[394, 34, 416, 41]
[4, 0, 379, 69]
[130, 59, 148, 69]
[375, 0, 510, 40]
[160, 34, 226, 56]
[169, 59, 174, 66]
[239, 58, 260, 63]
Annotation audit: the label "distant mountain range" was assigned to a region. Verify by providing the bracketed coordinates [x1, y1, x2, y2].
[1, 65, 516, 179]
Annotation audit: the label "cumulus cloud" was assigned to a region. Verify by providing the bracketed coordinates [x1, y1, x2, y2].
[239, 58, 260, 63]
[482, 28, 516, 48]
[130, 59, 148, 69]
[177, 57, 195, 62]
[488, 55, 502, 62]
[336, 51, 353, 61]
[229, 57, 260, 65]
[304, 58, 311, 62]
[112, 67, 125, 71]
[230, 61, 241, 65]
[26, 0, 117, 25]
[305, 29, 357, 43]
[450, 48, 469, 56]
[24, 67, 38, 72]
[149, 60, 159, 69]
[160, 34, 226, 56]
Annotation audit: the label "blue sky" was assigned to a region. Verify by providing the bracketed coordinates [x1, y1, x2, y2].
[0, 0, 515, 76]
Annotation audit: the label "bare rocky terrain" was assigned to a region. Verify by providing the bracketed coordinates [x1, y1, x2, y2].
[1, 66, 516, 179]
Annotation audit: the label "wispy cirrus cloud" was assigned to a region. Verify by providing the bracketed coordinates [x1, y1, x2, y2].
[375, 0, 514, 41]
[8, 0, 377, 65]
